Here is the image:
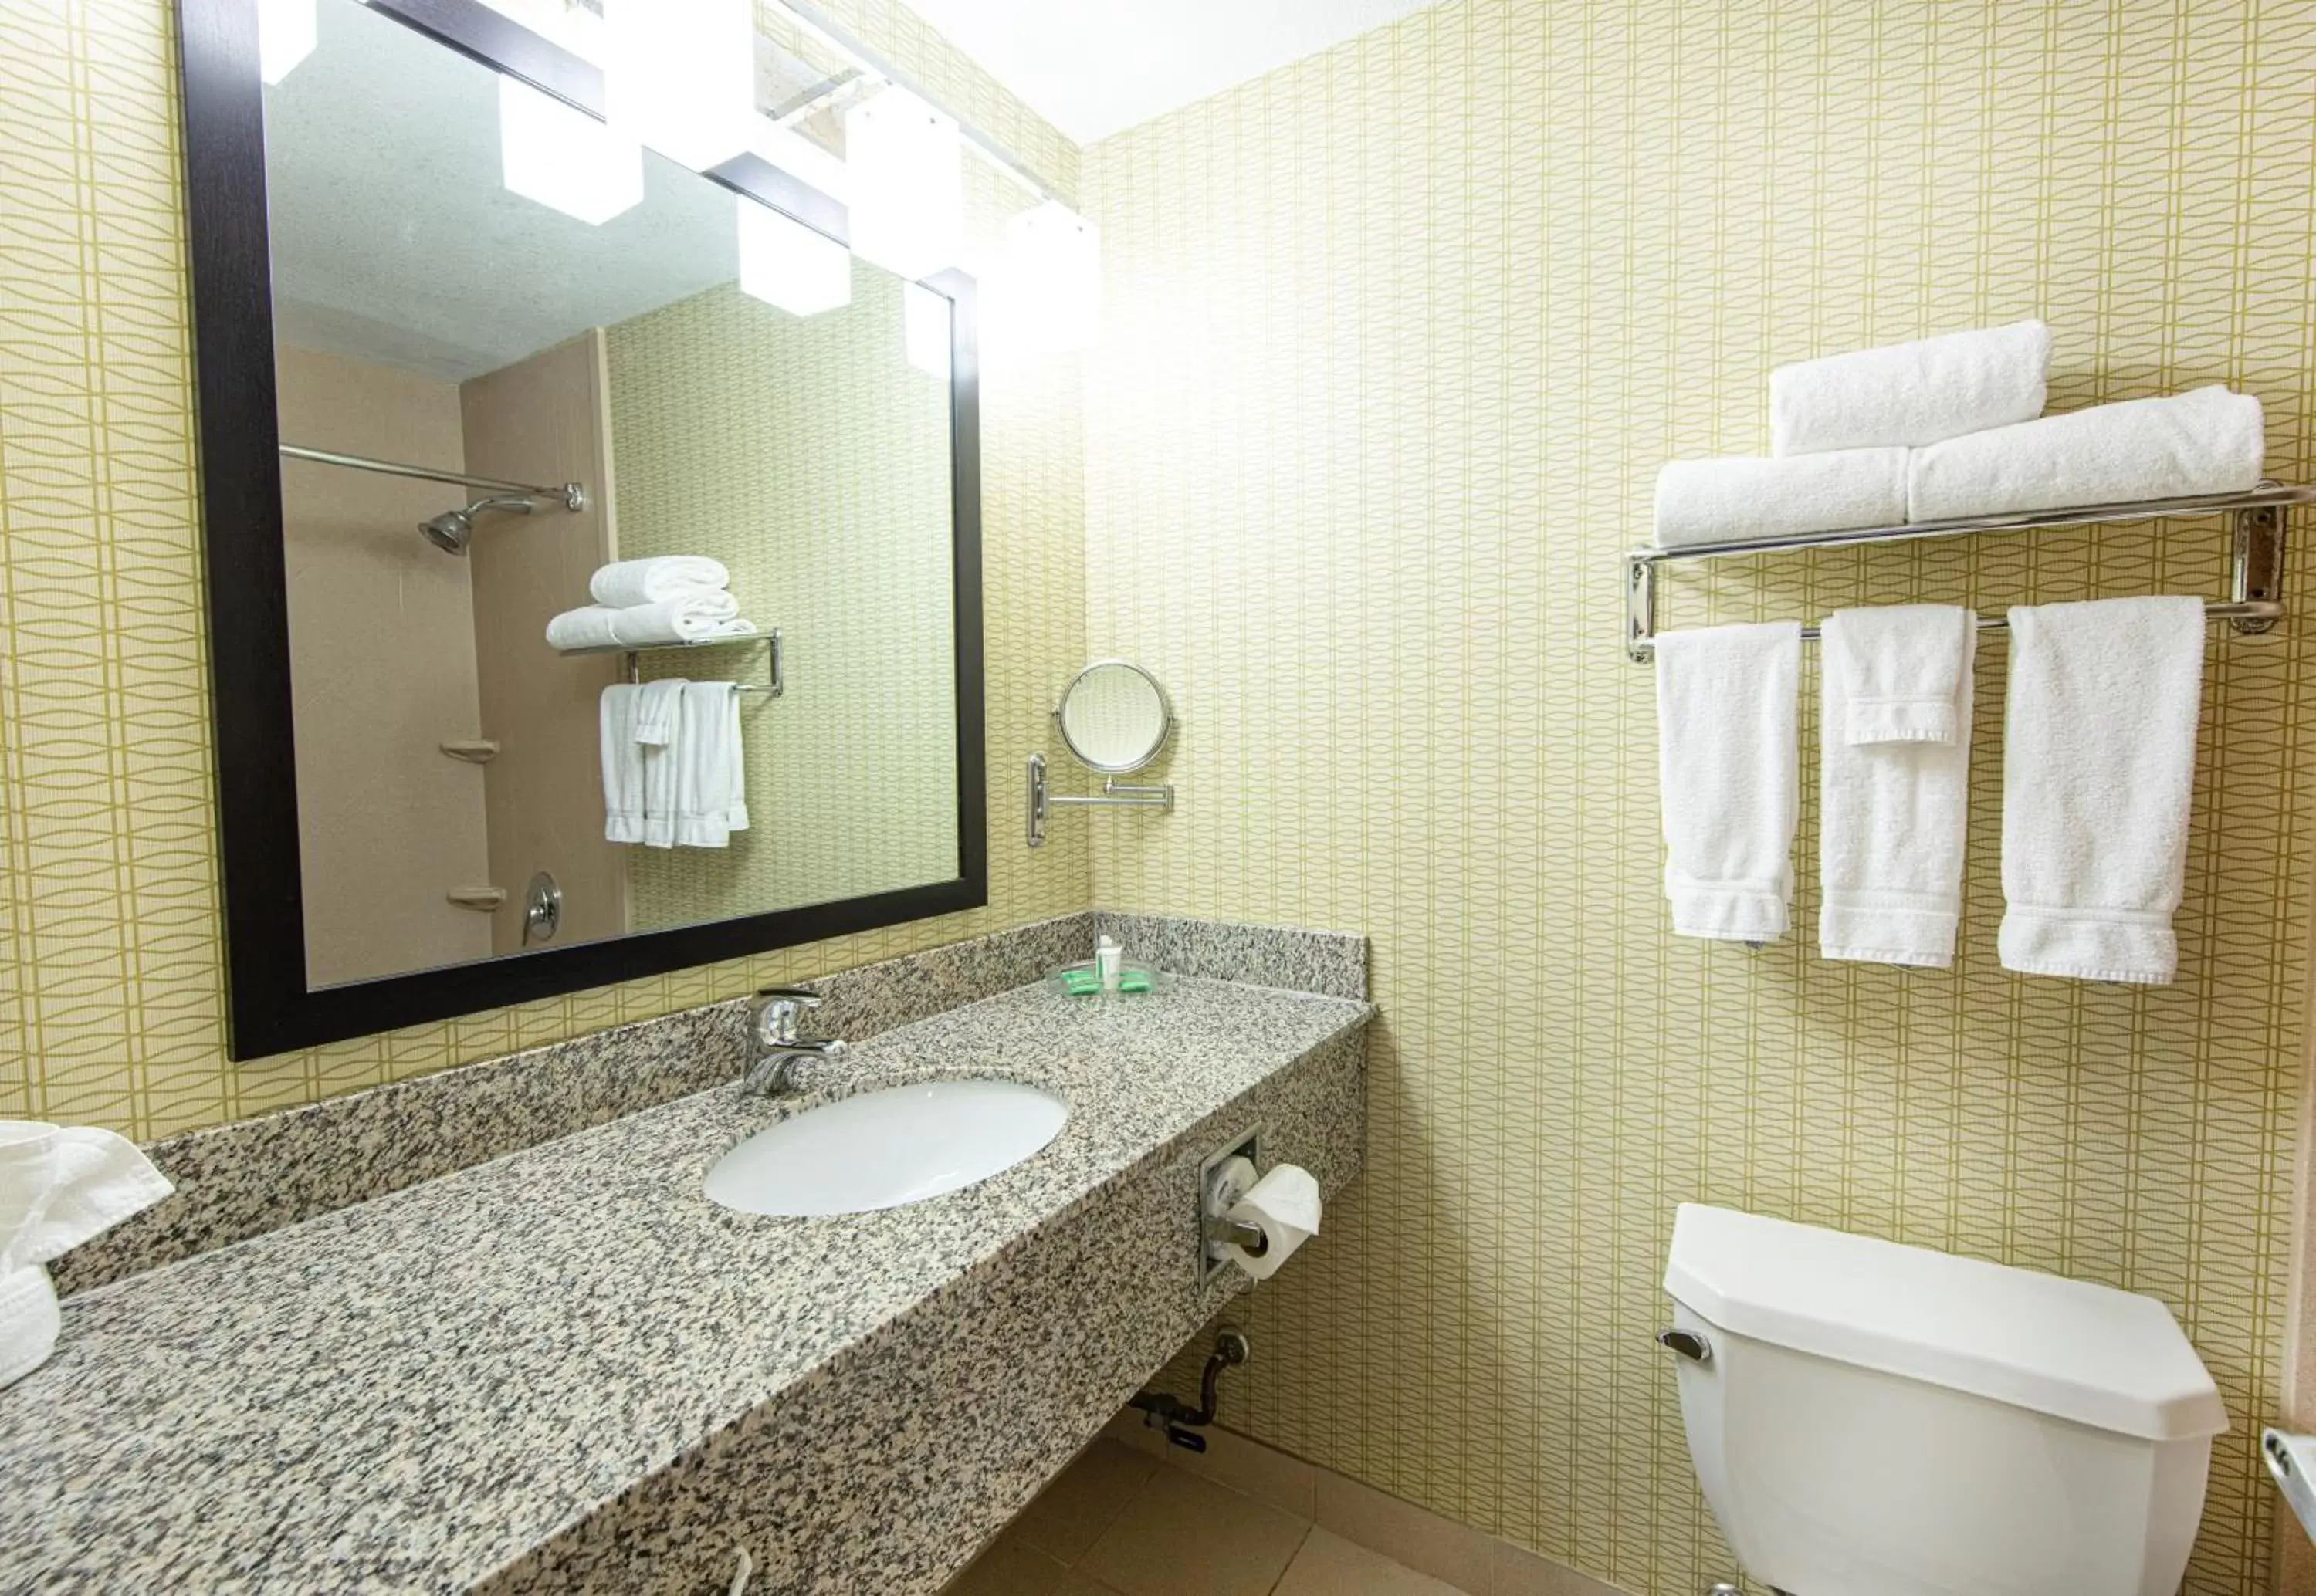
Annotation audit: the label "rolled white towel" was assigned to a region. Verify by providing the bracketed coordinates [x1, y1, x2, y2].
[1908, 385, 2264, 523]
[1654, 448, 1908, 549]
[546, 605, 624, 651]
[549, 597, 751, 652]
[589, 556, 730, 607]
[1771, 320, 2050, 455]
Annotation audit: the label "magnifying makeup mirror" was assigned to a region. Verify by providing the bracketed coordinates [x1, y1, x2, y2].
[1027, 661, 1177, 847]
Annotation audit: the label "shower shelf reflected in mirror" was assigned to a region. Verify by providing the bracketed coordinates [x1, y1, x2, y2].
[556, 629, 785, 698]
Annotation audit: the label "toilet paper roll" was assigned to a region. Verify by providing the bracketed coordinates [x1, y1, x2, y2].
[1224, 1164, 1321, 1281]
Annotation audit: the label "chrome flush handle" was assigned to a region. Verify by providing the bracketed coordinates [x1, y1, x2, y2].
[1656, 1327, 1712, 1364]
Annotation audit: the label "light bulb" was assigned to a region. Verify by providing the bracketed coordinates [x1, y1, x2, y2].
[844, 88, 963, 281]
[905, 282, 951, 379]
[257, 0, 316, 84]
[738, 205, 852, 317]
[997, 201, 1101, 356]
[498, 77, 643, 226]
[601, 0, 755, 171]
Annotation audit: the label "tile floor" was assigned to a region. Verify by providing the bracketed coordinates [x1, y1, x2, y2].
[941, 1435, 1575, 1596]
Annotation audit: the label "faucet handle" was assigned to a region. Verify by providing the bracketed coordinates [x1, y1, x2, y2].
[753, 986, 822, 1046]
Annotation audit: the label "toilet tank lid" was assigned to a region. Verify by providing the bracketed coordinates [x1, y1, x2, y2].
[1664, 1205, 2226, 1442]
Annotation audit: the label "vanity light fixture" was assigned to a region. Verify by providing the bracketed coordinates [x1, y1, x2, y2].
[842, 87, 965, 280]
[497, 76, 644, 226]
[903, 282, 951, 379]
[256, 0, 316, 83]
[737, 204, 852, 317]
[999, 200, 1102, 355]
[601, 0, 757, 171]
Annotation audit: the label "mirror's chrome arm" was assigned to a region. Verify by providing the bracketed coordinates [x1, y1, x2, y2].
[1026, 754, 1173, 847]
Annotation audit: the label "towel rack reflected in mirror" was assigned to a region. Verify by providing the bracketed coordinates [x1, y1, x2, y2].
[556, 629, 784, 697]
[1622, 482, 2312, 663]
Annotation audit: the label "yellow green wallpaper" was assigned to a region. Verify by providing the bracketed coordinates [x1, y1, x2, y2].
[0, 0, 1089, 1135]
[1082, 3, 2314, 1594]
[608, 272, 957, 926]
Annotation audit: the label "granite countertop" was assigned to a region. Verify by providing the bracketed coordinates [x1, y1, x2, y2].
[0, 976, 1369, 1591]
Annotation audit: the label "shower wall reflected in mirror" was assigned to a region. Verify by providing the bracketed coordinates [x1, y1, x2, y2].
[262, 0, 962, 992]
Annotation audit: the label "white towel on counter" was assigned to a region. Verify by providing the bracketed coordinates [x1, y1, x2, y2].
[589, 556, 730, 607]
[1825, 603, 1976, 746]
[1654, 621, 1802, 942]
[1819, 607, 1976, 968]
[1908, 385, 2264, 523]
[599, 684, 647, 844]
[1654, 448, 1908, 549]
[673, 683, 748, 847]
[1999, 596, 2206, 985]
[1771, 320, 2050, 456]
[0, 1119, 173, 1389]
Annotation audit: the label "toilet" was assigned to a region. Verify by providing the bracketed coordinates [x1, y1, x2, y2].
[1661, 1204, 2227, 1596]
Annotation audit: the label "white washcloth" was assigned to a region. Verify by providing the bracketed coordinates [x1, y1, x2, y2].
[1654, 449, 1908, 549]
[1908, 385, 2264, 522]
[1824, 603, 1976, 746]
[1999, 597, 2206, 985]
[1771, 320, 2050, 455]
[1654, 621, 1802, 941]
[599, 684, 646, 844]
[673, 683, 748, 847]
[1820, 607, 1976, 967]
[636, 680, 688, 848]
[589, 556, 730, 607]
[0, 1119, 172, 1388]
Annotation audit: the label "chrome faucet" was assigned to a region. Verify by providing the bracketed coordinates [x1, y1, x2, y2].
[740, 986, 846, 1098]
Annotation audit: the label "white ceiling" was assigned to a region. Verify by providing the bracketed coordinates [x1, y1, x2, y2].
[898, 0, 1443, 145]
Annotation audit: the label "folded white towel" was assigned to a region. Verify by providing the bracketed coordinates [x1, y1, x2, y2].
[0, 1119, 172, 1388]
[589, 556, 730, 607]
[1654, 621, 1802, 941]
[600, 685, 648, 844]
[1771, 320, 2050, 455]
[674, 683, 747, 847]
[636, 679, 687, 848]
[1824, 603, 1975, 746]
[549, 598, 752, 653]
[1908, 385, 2264, 523]
[1999, 596, 2206, 984]
[1820, 607, 1976, 967]
[1654, 449, 1908, 549]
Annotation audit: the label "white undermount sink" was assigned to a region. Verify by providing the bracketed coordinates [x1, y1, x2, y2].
[703, 1079, 1068, 1218]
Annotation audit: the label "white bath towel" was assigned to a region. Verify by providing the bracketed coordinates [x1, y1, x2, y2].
[635, 680, 688, 848]
[1771, 319, 2050, 456]
[1908, 385, 2264, 523]
[589, 556, 730, 607]
[599, 684, 647, 844]
[673, 683, 748, 847]
[1819, 607, 1976, 967]
[549, 597, 751, 653]
[0, 1119, 172, 1388]
[1654, 621, 1803, 941]
[1824, 603, 1976, 746]
[1654, 449, 1908, 549]
[1999, 596, 2206, 985]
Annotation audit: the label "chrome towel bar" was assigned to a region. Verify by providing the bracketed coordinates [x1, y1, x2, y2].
[1624, 482, 2309, 661]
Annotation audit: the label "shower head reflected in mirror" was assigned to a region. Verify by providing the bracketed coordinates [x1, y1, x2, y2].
[418, 494, 537, 556]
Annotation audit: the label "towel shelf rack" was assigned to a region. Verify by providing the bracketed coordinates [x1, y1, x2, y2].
[557, 628, 784, 696]
[1623, 482, 2313, 662]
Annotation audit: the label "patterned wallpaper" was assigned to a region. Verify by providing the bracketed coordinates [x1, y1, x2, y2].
[1083, 4, 2314, 1594]
[608, 273, 958, 926]
[0, 0, 1089, 1134]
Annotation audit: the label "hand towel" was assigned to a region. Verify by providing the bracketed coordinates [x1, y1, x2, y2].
[589, 556, 730, 607]
[1654, 621, 1803, 941]
[0, 1119, 172, 1389]
[1823, 603, 1976, 746]
[673, 683, 747, 847]
[599, 684, 647, 844]
[1819, 607, 1976, 967]
[1771, 319, 2050, 455]
[1999, 596, 2206, 984]
[1654, 449, 1908, 549]
[636, 680, 688, 848]
[1908, 385, 2264, 523]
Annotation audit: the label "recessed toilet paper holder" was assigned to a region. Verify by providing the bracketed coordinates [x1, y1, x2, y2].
[1197, 1126, 1265, 1286]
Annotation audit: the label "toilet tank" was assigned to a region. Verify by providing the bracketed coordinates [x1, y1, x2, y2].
[1662, 1205, 2226, 1596]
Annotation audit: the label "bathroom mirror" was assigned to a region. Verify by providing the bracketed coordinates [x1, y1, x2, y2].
[1055, 661, 1175, 774]
[179, 0, 985, 1056]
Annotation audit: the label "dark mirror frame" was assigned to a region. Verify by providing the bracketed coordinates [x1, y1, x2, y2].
[178, 0, 987, 1059]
